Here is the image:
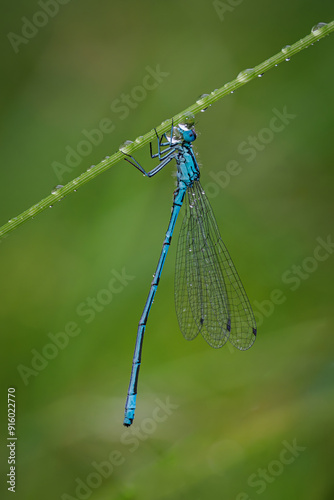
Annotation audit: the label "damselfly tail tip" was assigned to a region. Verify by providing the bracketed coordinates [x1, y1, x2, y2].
[124, 397, 136, 426]
[123, 417, 133, 427]
[123, 406, 135, 426]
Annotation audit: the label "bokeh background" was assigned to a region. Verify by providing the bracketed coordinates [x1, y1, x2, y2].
[1, 1, 333, 499]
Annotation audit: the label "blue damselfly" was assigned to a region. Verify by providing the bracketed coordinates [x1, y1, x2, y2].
[122, 117, 257, 426]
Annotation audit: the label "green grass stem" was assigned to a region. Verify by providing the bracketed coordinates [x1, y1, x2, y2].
[0, 21, 333, 240]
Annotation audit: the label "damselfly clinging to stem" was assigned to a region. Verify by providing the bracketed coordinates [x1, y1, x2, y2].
[122, 115, 257, 426]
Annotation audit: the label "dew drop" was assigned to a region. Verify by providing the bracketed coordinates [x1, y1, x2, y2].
[135, 136, 144, 144]
[258, 73, 264, 78]
[119, 140, 133, 153]
[311, 22, 327, 35]
[51, 185, 64, 194]
[166, 128, 182, 144]
[180, 112, 195, 129]
[281, 45, 291, 54]
[196, 92, 209, 103]
[237, 68, 255, 81]
[281, 45, 291, 60]
[196, 93, 211, 112]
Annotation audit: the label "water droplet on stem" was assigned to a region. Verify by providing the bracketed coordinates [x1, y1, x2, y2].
[237, 68, 255, 81]
[51, 185, 64, 194]
[119, 140, 133, 153]
[179, 112, 195, 129]
[311, 22, 327, 35]
[281, 45, 291, 54]
[196, 93, 211, 112]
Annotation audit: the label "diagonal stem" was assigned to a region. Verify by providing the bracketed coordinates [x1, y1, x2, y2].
[1, 21, 333, 240]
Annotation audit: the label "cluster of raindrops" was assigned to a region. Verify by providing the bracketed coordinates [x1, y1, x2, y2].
[2, 21, 331, 243]
[104, 22, 331, 158]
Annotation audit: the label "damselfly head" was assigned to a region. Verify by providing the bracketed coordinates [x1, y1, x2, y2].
[179, 127, 197, 143]
[166, 112, 196, 144]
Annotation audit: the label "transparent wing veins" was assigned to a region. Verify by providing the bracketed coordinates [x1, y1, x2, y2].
[175, 181, 257, 350]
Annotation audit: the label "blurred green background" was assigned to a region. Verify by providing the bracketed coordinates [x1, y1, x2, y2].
[1, 1, 334, 499]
